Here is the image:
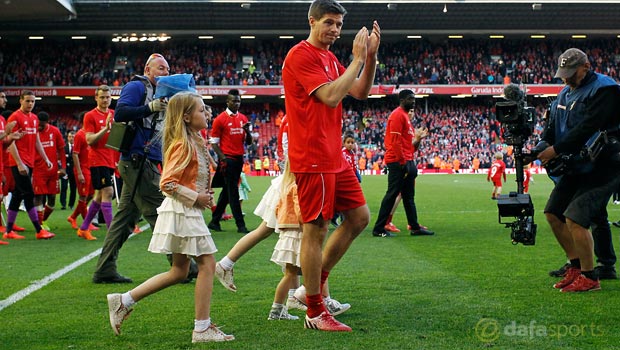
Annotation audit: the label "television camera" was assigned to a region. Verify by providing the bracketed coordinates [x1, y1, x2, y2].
[495, 84, 537, 245]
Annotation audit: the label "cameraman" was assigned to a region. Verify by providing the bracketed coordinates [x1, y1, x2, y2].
[544, 100, 617, 281]
[538, 48, 620, 292]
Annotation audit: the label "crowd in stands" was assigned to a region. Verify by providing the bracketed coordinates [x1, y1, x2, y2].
[338, 98, 547, 173]
[2, 38, 620, 87]
[32, 97, 539, 175]
[2, 36, 590, 173]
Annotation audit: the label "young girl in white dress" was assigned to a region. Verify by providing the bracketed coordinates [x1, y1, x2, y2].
[106, 91, 234, 343]
[268, 162, 302, 320]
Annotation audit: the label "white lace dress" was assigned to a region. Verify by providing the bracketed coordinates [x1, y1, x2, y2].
[148, 146, 217, 257]
[253, 174, 283, 229]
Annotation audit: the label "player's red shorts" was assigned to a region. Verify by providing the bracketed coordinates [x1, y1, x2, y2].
[294, 166, 366, 223]
[3, 165, 14, 195]
[75, 168, 94, 197]
[491, 177, 503, 187]
[33, 172, 60, 195]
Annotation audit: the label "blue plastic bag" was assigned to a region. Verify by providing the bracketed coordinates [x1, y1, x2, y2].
[154, 74, 197, 99]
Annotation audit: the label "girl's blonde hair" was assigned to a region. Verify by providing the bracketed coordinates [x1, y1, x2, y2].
[162, 91, 205, 174]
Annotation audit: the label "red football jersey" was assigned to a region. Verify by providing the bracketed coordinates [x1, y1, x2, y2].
[210, 110, 248, 157]
[35, 123, 66, 174]
[7, 109, 39, 168]
[83, 107, 116, 168]
[488, 160, 506, 181]
[384, 106, 414, 165]
[283, 40, 347, 173]
[73, 128, 90, 176]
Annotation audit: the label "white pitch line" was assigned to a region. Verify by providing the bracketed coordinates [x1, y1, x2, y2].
[0, 248, 102, 312]
[0, 222, 150, 312]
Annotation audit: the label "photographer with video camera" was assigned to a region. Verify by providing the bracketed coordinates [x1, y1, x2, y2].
[537, 48, 620, 292]
[542, 100, 617, 281]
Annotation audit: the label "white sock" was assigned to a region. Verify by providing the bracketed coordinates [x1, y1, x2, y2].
[194, 318, 211, 332]
[288, 289, 296, 298]
[323, 296, 332, 302]
[219, 256, 235, 271]
[121, 292, 136, 308]
[271, 302, 284, 309]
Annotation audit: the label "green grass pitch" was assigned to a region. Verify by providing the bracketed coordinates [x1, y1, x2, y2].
[1, 173, 620, 349]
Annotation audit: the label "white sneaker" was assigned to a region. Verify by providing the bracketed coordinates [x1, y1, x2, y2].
[268, 306, 300, 320]
[215, 262, 237, 292]
[286, 296, 307, 311]
[107, 293, 132, 336]
[192, 324, 235, 343]
[293, 285, 306, 303]
[325, 298, 351, 316]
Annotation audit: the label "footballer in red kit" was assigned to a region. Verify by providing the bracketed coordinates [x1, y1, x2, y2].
[33, 112, 66, 226]
[4, 90, 55, 240]
[208, 89, 253, 233]
[33, 113, 66, 195]
[488, 152, 507, 199]
[282, 0, 380, 332]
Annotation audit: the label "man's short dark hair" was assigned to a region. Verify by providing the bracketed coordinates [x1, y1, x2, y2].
[20, 90, 35, 99]
[38, 111, 50, 122]
[398, 89, 415, 100]
[308, 0, 347, 20]
[228, 89, 240, 97]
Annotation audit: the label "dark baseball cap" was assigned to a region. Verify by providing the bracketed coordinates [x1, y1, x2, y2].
[554, 48, 587, 79]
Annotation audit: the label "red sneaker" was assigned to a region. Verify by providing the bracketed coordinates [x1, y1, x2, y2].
[384, 222, 401, 233]
[222, 214, 233, 221]
[3, 231, 25, 240]
[553, 267, 580, 289]
[561, 274, 601, 292]
[88, 224, 100, 231]
[35, 229, 55, 240]
[12, 224, 26, 232]
[67, 216, 78, 229]
[304, 311, 352, 332]
[0, 240, 8, 245]
[133, 225, 142, 234]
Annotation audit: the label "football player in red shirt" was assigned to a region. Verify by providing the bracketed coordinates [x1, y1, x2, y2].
[282, 0, 380, 332]
[77, 85, 116, 240]
[487, 151, 507, 199]
[67, 112, 95, 233]
[4, 90, 55, 240]
[32, 111, 66, 230]
[207, 89, 252, 234]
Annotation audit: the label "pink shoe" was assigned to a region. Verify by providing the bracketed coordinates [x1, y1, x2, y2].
[304, 311, 352, 332]
[67, 216, 78, 229]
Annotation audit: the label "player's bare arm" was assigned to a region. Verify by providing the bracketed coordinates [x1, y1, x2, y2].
[314, 27, 369, 107]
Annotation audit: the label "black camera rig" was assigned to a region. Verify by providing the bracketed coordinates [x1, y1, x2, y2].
[495, 84, 537, 245]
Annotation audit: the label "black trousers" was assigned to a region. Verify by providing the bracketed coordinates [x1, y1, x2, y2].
[373, 161, 420, 232]
[60, 169, 76, 208]
[592, 208, 616, 267]
[211, 156, 246, 229]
